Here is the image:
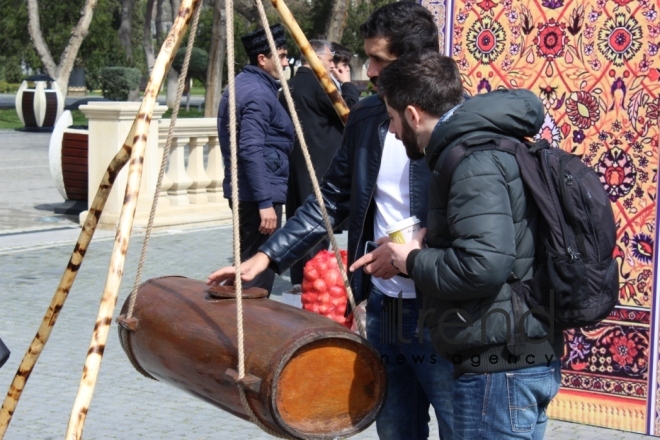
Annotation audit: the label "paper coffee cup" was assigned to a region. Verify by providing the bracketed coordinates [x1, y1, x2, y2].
[386, 216, 421, 244]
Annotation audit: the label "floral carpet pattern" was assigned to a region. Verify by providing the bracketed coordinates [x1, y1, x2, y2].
[421, 0, 660, 434]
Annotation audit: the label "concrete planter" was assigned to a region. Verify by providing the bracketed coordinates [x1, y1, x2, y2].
[15, 80, 64, 132]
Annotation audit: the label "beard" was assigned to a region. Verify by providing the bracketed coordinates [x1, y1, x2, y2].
[400, 117, 425, 160]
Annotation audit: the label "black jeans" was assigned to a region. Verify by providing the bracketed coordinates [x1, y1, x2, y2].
[228, 200, 283, 295]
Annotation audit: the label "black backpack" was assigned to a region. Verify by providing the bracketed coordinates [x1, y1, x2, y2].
[0, 336, 9, 369]
[439, 135, 619, 331]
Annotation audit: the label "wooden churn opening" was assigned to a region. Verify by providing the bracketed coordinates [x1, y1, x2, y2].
[117, 276, 387, 439]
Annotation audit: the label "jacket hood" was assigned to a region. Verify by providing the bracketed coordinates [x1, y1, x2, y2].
[426, 88, 545, 169]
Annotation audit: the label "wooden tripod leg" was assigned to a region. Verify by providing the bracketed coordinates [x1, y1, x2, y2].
[0, 118, 137, 439]
[64, 1, 202, 439]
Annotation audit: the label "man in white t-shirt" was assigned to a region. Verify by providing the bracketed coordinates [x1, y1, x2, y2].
[209, 3, 454, 438]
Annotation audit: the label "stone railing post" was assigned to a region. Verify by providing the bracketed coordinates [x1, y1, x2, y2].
[206, 135, 223, 203]
[79, 102, 168, 228]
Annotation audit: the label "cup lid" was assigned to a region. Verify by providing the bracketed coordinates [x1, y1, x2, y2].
[385, 216, 421, 234]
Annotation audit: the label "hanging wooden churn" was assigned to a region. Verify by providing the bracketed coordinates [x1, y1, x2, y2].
[117, 276, 386, 439]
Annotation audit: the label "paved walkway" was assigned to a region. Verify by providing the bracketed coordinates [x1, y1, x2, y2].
[0, 129, 655, 438]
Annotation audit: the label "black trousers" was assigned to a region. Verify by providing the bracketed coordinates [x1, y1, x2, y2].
[228, 201, 283, 295]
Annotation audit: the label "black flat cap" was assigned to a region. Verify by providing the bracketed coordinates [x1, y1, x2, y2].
[241, 24, 287, 58]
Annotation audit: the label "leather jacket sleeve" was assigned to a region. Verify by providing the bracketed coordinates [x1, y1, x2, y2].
[259, 131, 352, 274]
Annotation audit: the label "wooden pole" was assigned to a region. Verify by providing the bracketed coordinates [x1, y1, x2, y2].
[63, 1, 202, 439]
[0, 120, 139, 439]
[271, 0, 350, 124]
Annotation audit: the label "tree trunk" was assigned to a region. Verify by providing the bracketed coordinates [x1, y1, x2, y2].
[26, 0, 99, 98]
[166, 68, 179, 108]
[234, 0, 259, 23]
[204, 0, 225, 117]
[143, 0, 156, 73]
[156, 0, 164, 50]
[119, 0, 137, 61]
[170, 0, 180, 21]
[165, 0, 181, 109]
[325, 0, 349, 43]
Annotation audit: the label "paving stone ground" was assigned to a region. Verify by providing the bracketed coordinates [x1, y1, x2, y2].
[0, 128, 656, 438]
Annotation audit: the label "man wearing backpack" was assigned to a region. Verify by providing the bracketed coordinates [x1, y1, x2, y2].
[209, 4, 455, 438]
[372, 51, 565, 439]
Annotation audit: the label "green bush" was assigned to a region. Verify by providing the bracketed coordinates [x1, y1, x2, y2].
[0, 81, 20, 93]
[99, 67, 141, 101]
[172, 47, 208, 87]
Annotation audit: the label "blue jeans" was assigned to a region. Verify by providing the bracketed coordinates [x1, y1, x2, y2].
[453, 361, 561, 439]
[366, 286, 454, 439]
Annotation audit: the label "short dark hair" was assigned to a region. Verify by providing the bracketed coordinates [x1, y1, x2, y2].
[242, 25, 287, 65]
[359, 2, 439, 58]
[378, 51, 463, 117]
[331, 42, 352, 65]
[248, 45, 286, 66]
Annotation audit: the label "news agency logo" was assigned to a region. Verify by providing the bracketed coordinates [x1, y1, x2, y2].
[375, 291, 558, 366]
[377, 291, 556, 350]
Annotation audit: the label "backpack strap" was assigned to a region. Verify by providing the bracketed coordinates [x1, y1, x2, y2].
[437, 136, 551, 357]
[438, 136, 502, 207]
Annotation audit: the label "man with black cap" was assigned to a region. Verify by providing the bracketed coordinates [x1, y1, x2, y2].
[217, 24, 294, 294]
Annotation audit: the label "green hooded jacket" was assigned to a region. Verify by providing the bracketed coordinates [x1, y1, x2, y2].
[407, 89, 564, 375]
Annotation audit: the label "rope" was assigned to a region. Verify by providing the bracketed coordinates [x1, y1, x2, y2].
[121, 0, 364, 436]
[125, 1, 203, 320]
[253, 0, 366, 339]
[226, 1, 365, 434]
[225, 1, 289, 438]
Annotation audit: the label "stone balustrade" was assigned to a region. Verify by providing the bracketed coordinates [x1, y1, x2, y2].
[78, 102, 231, 229]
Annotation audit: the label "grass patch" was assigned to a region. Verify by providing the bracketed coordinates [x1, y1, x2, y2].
[0, 109, 21, 129]
[0, 108, 89, 130]
[71, 110, 88, 125]
[162, 107, 206, 118]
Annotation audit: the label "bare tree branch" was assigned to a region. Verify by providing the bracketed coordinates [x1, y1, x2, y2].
[27, 0, 99, 96]
[26, 0, 58, 77]
[234, 0, 259, 23]
[325, 0, 349, 43]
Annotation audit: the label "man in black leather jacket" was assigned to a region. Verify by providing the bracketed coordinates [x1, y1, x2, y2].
[209, 3, 454, 438]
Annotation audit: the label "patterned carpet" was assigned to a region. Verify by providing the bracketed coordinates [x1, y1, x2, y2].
[421, 0, 660, 434]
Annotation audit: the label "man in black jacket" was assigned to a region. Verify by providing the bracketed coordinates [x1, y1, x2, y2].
[279, 39, 359, 287]
[209, 3, 454, 438]
[377, 51, 563, 439]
